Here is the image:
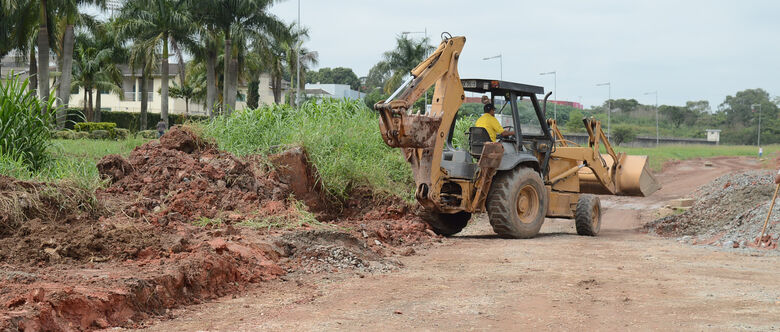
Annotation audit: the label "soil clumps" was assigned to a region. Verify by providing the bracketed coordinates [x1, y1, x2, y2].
[1, 125, 434, 331]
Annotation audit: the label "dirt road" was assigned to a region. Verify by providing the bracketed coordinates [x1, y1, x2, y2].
[138, 157, 780, 331]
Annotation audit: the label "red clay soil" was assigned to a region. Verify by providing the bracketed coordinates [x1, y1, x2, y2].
[0, 126, 434, 331]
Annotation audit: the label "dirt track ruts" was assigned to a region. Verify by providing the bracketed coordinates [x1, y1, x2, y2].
[135, 156, 780, 331]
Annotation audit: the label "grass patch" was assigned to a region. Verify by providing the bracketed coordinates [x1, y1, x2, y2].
[193, 216, 224, 228]
[0, 138, 148, 191]
[614, 144, 779, 171]
[237, 198, 327, 230]
[202, 99, 414, 199]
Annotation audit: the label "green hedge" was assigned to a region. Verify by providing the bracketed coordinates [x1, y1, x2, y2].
[63, 108, 208, 132]
[74, 122, 117, 132]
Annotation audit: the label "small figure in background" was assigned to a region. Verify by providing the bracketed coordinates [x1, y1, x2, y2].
[758, 147, 763, 158]
[481, 95, 490, 105]
[156, 120, 167, 138]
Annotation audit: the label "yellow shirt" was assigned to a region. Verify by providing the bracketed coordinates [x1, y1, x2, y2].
[475, 113, 504, 142]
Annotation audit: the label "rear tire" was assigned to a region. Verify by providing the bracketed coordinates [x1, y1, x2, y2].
[486, 167, 547, 238]
[423, 211, 471, 236]
[575, 194, 601, 236]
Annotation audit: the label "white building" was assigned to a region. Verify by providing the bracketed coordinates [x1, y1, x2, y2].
[706, 129, 721, 144]
[304, 83, 364, 100]
[1, 55, 287, 115]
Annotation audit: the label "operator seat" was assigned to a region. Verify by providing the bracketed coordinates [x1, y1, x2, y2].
[468, 126, 491, 158]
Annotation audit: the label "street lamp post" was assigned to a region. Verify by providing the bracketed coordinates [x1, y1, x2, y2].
[596, 82, 611, 139]
[402, 29, 428, 112]
[752, 103, 762, 149]
[644, 91, 658, 146]
[540, 71, 556, 121]
[483, 54, 502, 80]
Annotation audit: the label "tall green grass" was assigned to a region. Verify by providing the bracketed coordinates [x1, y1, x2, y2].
[202, 99, 414, 199]
[0, 74, 56, 170]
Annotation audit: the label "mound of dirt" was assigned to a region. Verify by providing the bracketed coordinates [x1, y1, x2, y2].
[647, 170, 779, 249]
[0, 126, 436, 331]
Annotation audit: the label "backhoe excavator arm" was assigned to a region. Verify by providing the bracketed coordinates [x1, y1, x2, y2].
[374, 35, 466, 211]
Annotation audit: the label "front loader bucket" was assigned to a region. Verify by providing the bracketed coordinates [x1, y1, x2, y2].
[578, 154, 661, 197]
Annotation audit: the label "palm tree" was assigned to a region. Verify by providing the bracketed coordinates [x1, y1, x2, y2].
[129, 38, 159, 130]
[118, 0, 193, 125]
[200, 0, 286, 113]
[71, 32, 122, 121]
[52, 0, 105, 127]
[380, 35, 433, 94]
[254, 33, 285, 104]
[91, 19, 127, 121]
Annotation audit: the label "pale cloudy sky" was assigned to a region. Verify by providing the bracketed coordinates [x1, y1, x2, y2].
[269, 0, 780, 109]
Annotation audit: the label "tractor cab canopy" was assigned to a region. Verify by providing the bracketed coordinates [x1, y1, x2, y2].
[457, 78, 554, 144]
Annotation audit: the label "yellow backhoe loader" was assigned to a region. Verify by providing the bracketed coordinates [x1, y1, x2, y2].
[374, 34, 660, 238]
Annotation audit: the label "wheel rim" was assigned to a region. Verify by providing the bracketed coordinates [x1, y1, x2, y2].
[592, 203, 600, 229]
[516, 184, 540, 224]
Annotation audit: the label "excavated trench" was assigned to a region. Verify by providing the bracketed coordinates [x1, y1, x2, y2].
[0, 126, 433, 331]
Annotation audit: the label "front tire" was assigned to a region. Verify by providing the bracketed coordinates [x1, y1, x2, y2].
[486, 167, 547, 238]
[575, 194, 601, 236]
[423, 211, 471, 236]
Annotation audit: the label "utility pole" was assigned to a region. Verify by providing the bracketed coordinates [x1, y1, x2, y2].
[540, 71, 556, 121]
[644, 91, 659, 146]
[483, 54, 502, 80]
[596, 82, 611, 140]
[295, 0, 301, 106]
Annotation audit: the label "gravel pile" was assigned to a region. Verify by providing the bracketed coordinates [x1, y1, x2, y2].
[647, 170, 779, 249]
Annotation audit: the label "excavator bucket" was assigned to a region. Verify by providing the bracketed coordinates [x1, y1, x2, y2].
[578, 154, 661, 197]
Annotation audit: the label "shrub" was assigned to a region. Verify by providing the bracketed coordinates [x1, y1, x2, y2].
[612, 125, 636, 146]
[89, 130, 110, 140]
[53, 130, 77, 140]
[114, 128, 130, 140]
[74, 122, 117, 132]
[0, 74, 55, 170]
[137, 130, 158, 139]
[74, 132, 89, 139]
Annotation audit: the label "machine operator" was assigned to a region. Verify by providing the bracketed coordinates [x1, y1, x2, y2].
[475, 103, 514, 142]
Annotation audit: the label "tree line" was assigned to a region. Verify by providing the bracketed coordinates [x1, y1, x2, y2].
[0, 0, 320, 130]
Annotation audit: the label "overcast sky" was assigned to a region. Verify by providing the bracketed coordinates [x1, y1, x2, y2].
[269, 0, 780, 109]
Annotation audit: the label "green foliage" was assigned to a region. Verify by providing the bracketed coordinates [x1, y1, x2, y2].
[452, 115, 478, 150]
[114, 128, 130, 140]
[75, 122, 117, 132]
[307, 67, 361, 90]
[611, 125, 636, 146]
[203, 99, 413, 199]
[616, 144, 780, 172]
[363, 88, 388, 108]
[193, 217, 223, 227]
[565, 109, 585, 133]
[89, 130, 111, 139]
[63, 108, 207, 132]
[0, 138, 148, 192]
[0, 74, 55, 170]
[137, 130, 158, 139]
[53, 130, 77, 140]
[237, 197, 325, 230]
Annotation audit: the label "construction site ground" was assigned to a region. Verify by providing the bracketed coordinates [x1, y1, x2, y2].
[136, 156, 780, 331]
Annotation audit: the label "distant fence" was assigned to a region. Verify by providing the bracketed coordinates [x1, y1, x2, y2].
[562, 133, 716, 147]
